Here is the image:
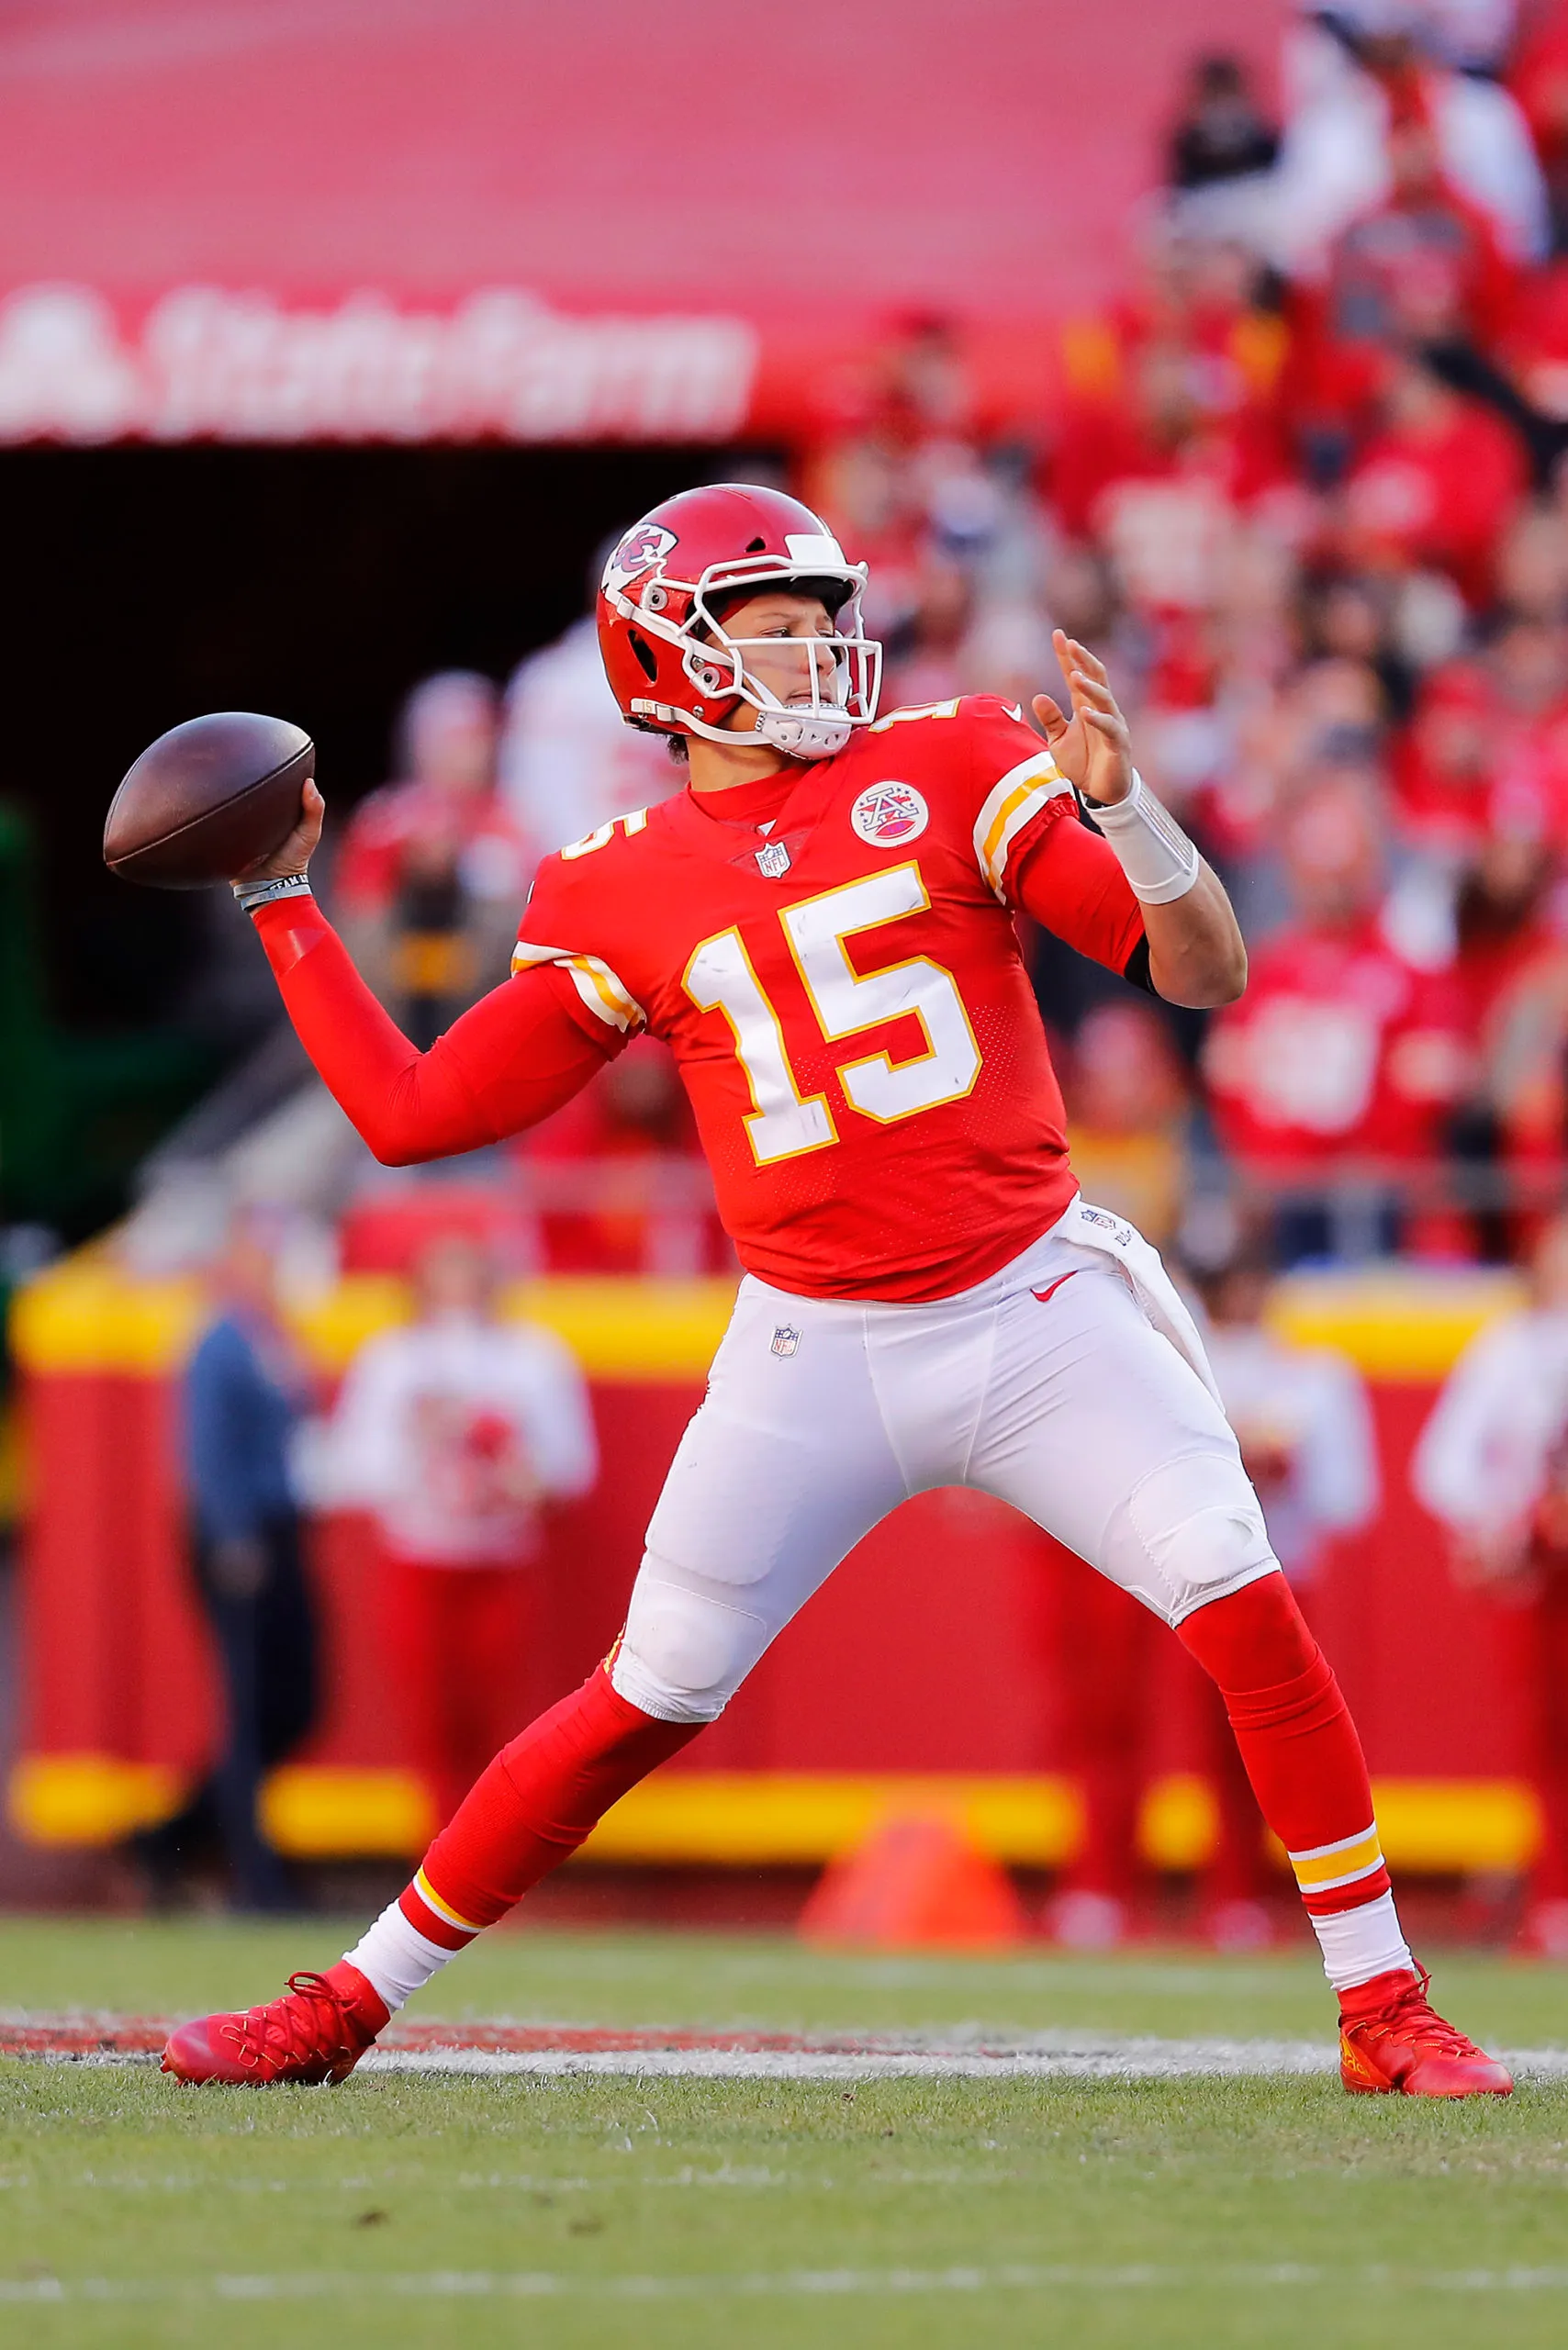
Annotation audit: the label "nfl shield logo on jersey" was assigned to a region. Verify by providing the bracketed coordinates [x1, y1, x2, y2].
[850, 781, 929, 847]
[755, 838, 792, 880]
[770, 1325, 801, 1358]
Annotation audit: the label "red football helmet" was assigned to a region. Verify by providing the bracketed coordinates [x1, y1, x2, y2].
[597, 483, 882, 760]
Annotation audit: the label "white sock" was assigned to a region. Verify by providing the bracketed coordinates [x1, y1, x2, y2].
[343, 1898, 465, 2014]
[1311, 1891, 1415, 1993]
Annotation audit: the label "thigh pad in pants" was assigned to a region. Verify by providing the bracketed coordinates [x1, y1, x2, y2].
[611, 1284, 907, 1722]
[969, 1259, 1278, 1627]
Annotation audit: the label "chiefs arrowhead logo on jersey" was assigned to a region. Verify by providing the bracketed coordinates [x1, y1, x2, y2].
[603, 523, 678, 593]
[850, 781, 929, 847]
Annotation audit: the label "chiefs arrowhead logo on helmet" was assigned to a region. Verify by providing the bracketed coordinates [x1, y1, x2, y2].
[603, 523, 678, 595]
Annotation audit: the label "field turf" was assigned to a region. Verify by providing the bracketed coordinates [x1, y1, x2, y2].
[1, 1919, 1566, 2347]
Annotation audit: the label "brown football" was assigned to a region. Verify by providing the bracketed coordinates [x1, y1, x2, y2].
[104, 711, 314, 888]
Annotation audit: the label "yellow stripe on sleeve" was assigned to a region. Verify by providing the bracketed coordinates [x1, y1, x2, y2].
[972, 753, 1070, 900]
[510, 940, 647, 1034]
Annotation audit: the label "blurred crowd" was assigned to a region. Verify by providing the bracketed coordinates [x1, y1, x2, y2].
[793, 0, 1568, 1273]
[299, 3, 1568, 1281]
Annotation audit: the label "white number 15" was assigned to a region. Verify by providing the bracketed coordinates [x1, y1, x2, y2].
[683, 864, 981, 1167]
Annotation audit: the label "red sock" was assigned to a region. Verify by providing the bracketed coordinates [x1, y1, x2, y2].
[401, 1665, 702, 1944]
[1178, 1576, 1392, 1919]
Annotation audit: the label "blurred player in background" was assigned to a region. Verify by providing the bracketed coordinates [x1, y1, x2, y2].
[163, 483, 1509, 2098]
[326, 1229, 597, 1827]
[334, 672, 531, 1047]
[1196, 1241, 1380, 1948]
[1036, 1233, 1378, 1953]
[1414, 1209, 1568, 1954]
[500, 578, 677, 855]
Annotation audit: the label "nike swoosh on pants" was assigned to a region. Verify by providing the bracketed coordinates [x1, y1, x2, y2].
[1030, 1270, 1082, 1305]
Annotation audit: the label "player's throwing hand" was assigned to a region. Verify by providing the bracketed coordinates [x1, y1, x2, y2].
[237, 778, 327, 884]
[1033, 630, 1134, 807]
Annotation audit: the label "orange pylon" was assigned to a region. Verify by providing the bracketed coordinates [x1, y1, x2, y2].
[799, 1811, 1025, 1951]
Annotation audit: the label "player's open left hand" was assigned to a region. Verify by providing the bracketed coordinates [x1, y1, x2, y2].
[236, 778, 326, 883]
[1032, 631, 1134, 807]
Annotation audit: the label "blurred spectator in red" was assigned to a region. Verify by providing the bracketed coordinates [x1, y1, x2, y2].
[1050, 317, 1291, 572]
[1338, 352, 1528, 604]
[1059, 221, 1291, 438]
[1391, 658, 1497, 851]
[1484, 613, 1568, 839]
[1324, 110, 1520, 378]
[1195, 1242, 1380, 1948]
[516, 1036, 724, 1276]
[1415, 1209, 1568, 1953]
[1204, 772, 1471, 1257]
[500, 580, 675, 856]
[326, 1231, 598, 1826]
[334, 672, 529, 1049]
[1065, 1002, 1192, 1250]
[801, 312, 981, 647]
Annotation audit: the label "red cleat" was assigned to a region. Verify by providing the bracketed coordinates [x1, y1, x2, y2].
[1338, 1964, 1513, 2098]
[161, 1961, 389, 2087]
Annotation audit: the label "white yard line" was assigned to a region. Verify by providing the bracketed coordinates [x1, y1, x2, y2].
[5, 2264, 1568, 2303]
[355, 2041, 1344, 2079]
[6, 2020, 1568, 2080]
[360, 2041, 1567, 2080]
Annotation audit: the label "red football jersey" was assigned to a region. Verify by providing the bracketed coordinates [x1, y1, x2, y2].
[513, 697, 1146, 1303]
[1203, 918, 1469, 1171]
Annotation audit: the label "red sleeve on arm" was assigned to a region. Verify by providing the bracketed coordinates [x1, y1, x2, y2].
[1009, 805, 1148, 976]
[252, 896, 616, 1165]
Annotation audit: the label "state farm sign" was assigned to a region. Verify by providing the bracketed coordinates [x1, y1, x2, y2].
[0, 285, 758, 444]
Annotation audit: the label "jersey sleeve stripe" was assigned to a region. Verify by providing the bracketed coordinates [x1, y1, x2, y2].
[973, 754, 1072, 901]
[511, 939, 647, 1034]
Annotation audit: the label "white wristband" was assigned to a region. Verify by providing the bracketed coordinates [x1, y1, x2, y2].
[1087, 771, 1201, 904]
[233, 872, 313, 915]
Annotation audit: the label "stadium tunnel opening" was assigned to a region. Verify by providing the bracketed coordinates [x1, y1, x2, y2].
[0, 441, 777, 1236]
[6, 440, 778, 1035]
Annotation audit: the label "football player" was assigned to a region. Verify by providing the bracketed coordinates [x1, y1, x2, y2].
[162, 485, 1508, 2096]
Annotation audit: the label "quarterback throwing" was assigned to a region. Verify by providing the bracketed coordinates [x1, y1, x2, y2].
[163, 484, 1509, 2098]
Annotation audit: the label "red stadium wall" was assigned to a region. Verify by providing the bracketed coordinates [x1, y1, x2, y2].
[6, 1262, 1539, 1875]
[0, 0, 1284, 447]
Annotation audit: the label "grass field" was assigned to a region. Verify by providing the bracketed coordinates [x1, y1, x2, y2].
[2, 1919, 1567, 2347]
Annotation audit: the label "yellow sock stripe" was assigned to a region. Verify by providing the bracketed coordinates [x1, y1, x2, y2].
[413, 1869, 485, 1937]
[1287, 1827, 1383, 1893]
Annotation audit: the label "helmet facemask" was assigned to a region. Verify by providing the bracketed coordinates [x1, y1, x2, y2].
[686, 565, 882, 760]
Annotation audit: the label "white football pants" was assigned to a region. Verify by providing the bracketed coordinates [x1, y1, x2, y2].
[610, 1212, 1281, 1725]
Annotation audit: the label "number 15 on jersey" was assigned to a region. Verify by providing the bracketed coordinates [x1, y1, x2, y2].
[683, 863, 981, 1167]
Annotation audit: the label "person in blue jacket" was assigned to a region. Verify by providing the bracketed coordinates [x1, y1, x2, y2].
[179, 1215, 318, 1908]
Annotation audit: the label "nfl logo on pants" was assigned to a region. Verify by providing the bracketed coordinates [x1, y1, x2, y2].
[770, 1326, 800, 1358]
